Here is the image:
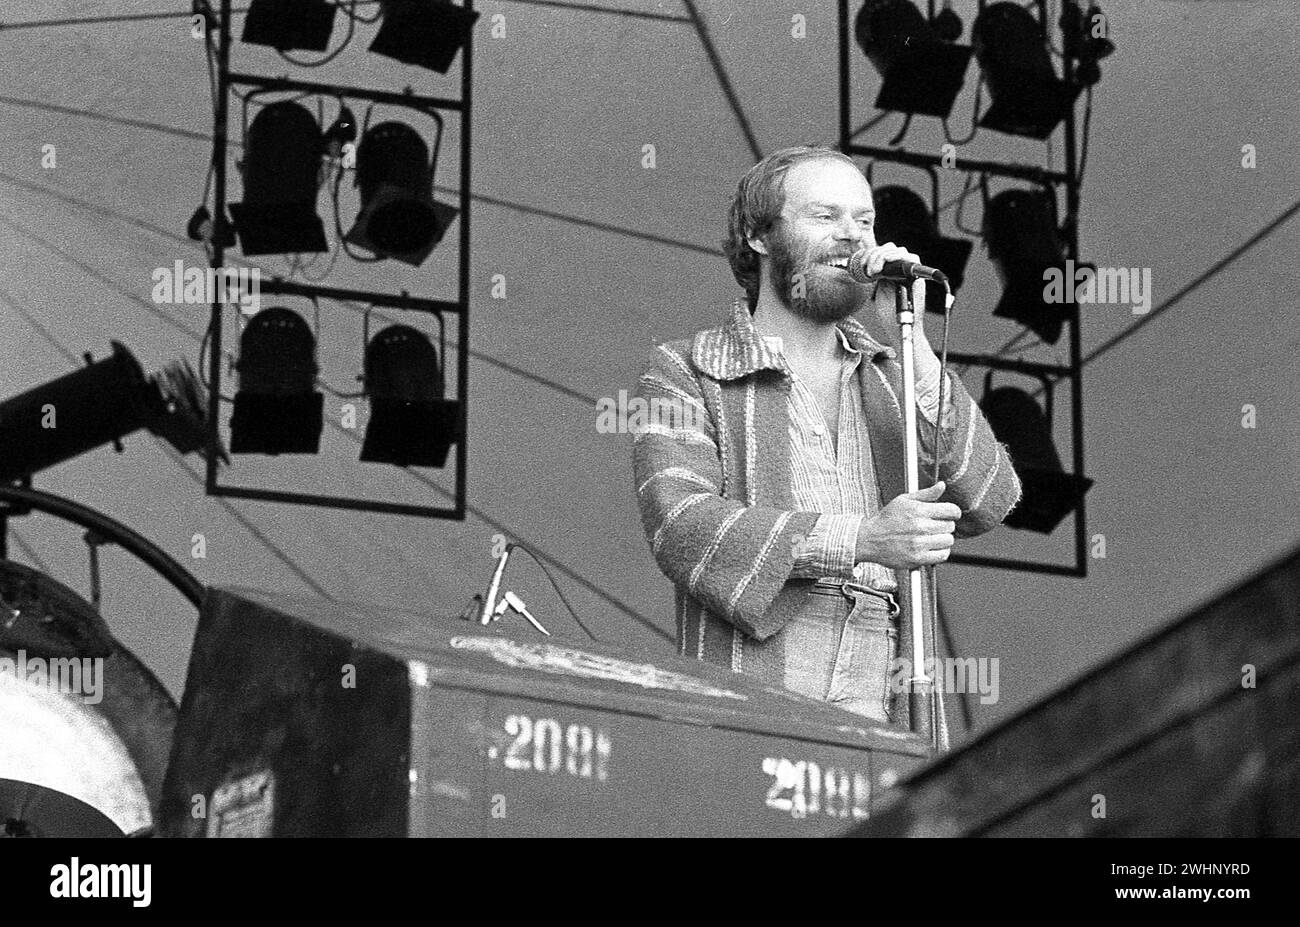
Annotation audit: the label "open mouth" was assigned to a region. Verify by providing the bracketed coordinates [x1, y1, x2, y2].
[818, 256, 852, 272]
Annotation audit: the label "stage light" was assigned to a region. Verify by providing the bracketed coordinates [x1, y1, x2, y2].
[872, 185, 972, 314]
[981, 386, 1092, 533]
[854, 0, 972, 119]
[344, 121, 458, 267]
[242, 0, 338, 52]
[972, 2, 1081, 138]
[230, 101, 328, 256]
[982, 188, 1072, 345]
[229, 308, 324, 455]
[360, 324, 459, 468]
[0, 343, 218, 484]
[369, 0, 480, 74]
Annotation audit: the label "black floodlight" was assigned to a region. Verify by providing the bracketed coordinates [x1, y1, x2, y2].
[855, 0, 972, 119]
[230, 101, 328, 255]
[982, 385, 1092, 533]
[242, 0, 338, 52]
[369, 0, 480, 74]
[229, 307, 324, 455]
[345, 121, 457, 267]
[360, 324, 459, 468]
[983, 188, 1072, 344]
[972, 2, 1081, 138]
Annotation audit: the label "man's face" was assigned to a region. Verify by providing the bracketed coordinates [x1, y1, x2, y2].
[758, 158, 877, 322]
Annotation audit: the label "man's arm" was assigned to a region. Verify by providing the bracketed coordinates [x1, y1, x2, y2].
[912, 351, 1022, 538]
[862, 275, 1021, 539]
[631, 343, 819, 641]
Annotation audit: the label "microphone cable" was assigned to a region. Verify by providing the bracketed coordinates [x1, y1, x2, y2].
[480, 542, 601, 642]
[926, 279, 962, 737]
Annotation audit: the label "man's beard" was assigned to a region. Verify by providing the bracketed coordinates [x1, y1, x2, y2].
[767, 230, 870, 323]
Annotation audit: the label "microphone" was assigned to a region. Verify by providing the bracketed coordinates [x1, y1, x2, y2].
[847, 249, 948, 285]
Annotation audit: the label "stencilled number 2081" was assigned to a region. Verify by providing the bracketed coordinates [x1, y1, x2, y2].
[762, 757, 870, 820]
[502, 714, 611, 781]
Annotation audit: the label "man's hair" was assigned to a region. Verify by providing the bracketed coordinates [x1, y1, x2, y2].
[723, 145, 860, 311]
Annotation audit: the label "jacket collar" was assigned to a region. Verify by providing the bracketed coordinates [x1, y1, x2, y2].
[692, 298, 896, 381]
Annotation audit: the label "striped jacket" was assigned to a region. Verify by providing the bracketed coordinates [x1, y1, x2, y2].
[631, 299, 1022, 744]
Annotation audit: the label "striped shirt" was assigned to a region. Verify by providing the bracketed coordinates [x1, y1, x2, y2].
[763, 329, 945, 592]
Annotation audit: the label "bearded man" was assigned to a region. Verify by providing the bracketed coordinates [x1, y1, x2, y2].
[630, 145, 1021, 747]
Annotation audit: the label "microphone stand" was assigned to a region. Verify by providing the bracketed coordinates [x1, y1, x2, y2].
[479, 542, 514, 625]
[895, 282, 936, 752]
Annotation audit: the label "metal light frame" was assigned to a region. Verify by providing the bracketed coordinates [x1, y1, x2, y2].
[201, 0, 472, 520]
[837, 0, 1091, 577]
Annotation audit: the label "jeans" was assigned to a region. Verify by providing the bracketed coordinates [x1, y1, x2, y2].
[777, 579, 901, 723]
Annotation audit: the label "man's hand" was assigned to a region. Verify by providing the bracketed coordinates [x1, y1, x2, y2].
[855, 481, 961, 570]
[862, 242, 938, 369]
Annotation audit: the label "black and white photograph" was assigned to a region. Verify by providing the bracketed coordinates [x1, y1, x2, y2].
[0, 0, 1295, 900]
